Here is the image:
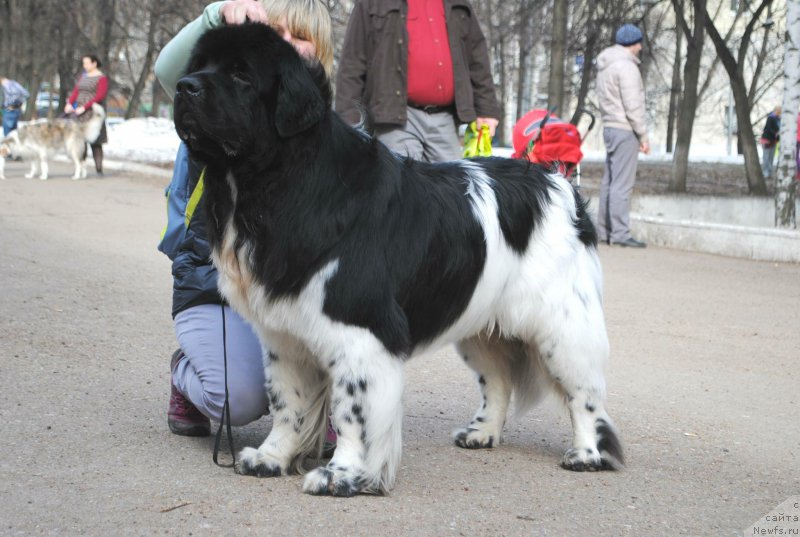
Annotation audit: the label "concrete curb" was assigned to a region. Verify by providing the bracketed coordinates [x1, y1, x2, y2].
[631, 213, 800, 263]
[51, 154, 174, 180]
[103, 158, 173, 179]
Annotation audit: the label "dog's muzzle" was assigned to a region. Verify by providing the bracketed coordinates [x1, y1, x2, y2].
[176, 75, 205, 98]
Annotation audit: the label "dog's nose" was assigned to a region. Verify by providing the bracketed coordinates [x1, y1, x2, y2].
[176, 76, 204, 97]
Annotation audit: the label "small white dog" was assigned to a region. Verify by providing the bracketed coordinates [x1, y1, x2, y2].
[0, 104, 105, 180]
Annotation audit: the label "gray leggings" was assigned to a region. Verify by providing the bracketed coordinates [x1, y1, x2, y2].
[173, 304, 269, 426]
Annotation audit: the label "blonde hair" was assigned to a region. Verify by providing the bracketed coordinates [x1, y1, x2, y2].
[261, 0, 334, 76]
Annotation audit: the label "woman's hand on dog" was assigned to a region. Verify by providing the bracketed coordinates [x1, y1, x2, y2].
[220, 0, 270, 26]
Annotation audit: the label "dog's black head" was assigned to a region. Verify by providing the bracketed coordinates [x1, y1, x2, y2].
[174, 24, 328, 163]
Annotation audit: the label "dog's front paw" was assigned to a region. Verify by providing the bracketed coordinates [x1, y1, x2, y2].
[453, 427, 496, 449]
[302, 465, 366, 497]
[560, 447, 611, 472]
[235, 447, 284, 478]
[39, 175, 48, 181]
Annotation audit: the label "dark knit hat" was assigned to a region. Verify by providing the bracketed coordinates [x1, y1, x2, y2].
[615, 24, 643, 46]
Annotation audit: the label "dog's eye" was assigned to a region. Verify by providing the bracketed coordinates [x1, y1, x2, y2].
[231, 72, 251, 85]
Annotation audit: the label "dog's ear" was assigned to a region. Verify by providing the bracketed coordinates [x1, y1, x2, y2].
[274, 56, 326, 138]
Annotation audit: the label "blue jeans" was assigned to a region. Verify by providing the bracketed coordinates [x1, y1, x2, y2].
[2, 108, 21, 136]
[761, 142, 777, 179]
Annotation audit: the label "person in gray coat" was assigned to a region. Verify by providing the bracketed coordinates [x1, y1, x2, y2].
[595, 24, 650, 248]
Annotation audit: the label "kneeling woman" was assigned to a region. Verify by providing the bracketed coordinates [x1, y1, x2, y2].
[154, 0, 334, 444]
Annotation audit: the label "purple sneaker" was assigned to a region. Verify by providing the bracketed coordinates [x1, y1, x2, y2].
[168, 349, 210, 437]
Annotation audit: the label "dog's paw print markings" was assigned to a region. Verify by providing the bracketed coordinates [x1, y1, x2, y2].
[453, 427, 494, 449]
[236, 447, 283, 477]
[302, 465, 365, 497]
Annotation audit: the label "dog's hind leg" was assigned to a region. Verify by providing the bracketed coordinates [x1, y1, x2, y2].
[303, 344, 404, 496]
[453, 335, 516, 449]
[236, 337, 330, 479]
[530, 253, 623, 471]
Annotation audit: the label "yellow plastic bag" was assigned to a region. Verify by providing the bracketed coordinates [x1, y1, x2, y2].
[462, 121, 492, 158]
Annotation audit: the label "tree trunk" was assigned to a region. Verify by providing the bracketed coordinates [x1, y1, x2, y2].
[495, 36, 507, 144]
[747, 3, 774, 108]
[666, 27, 682, 153]
[775, 0, 799, 228]
[515, 1, 537, 119]
[99, 0, 117, 65]
[125, 7, 160, 120]
[703, 0, 771, 195]
[569, 4, 598, 126]
[547, 0, 568, 115]
[669, 0, 706, 193]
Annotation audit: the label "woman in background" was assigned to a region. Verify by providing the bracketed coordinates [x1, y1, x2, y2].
[65, 55, 108, 175]
[154, 0, 336, 454]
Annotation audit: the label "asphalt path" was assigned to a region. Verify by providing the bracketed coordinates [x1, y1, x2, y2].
[1, 159, 798, 536]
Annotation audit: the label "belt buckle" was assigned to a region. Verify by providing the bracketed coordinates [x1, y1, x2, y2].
[423, 105, 446, 114]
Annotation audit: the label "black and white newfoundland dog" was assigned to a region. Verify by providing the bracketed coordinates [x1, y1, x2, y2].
[174, 24, 623, 496]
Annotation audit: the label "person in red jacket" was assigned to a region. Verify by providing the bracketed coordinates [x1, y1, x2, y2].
[335, 0, 501, 163]
[64, 55, 108, 175]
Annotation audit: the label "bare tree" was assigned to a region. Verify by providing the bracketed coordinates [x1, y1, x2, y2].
[124, 2, 162, 119]
[669, 0, 706, 192]
[548, 0, 568, 114]
[516, 0, 545, 118]
[665, 26, 682, 152]
[568, 2, 601, 125]
[702, 0, 773, 195]
[776, 0, 799, 228]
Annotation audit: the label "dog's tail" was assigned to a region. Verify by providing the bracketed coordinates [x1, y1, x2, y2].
[287, 366, 331, 475]
[82, 104, 106, 144]
[510, 342, 553, 418]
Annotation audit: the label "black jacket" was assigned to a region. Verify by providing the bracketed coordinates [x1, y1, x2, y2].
[159, 144, 224, 318]
[761, 112, 780, 145]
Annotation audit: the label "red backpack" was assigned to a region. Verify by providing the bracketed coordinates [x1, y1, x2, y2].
[512, 109, 584, 177]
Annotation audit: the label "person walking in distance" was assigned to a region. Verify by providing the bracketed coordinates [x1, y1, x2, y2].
[335, 0, 501, 162]
[1, 77, 30, 136]
[595, 23, 650, 248]
[759, 106, 781, 180]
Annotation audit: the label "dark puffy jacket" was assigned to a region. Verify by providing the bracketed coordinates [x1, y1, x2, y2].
[335, 0, 501, 127]
[760, 112, 780, 145]
[158, 143, 223, 318]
